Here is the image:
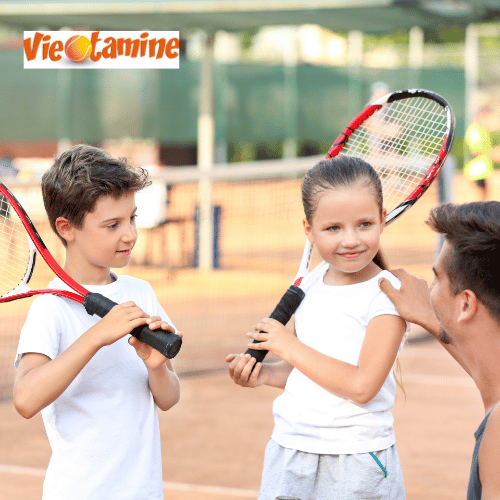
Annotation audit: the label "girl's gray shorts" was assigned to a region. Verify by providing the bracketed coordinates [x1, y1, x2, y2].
[258, 438, 405, 500]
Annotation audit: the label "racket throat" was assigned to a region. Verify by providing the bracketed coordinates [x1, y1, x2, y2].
[83, 292, 117, 318]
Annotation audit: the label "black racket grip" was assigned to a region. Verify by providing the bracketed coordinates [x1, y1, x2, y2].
[245, 285, 305, 364]
[83, 292, 182, 359]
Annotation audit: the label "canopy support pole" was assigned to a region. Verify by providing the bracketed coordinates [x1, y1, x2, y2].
[197, 32, 215, 272]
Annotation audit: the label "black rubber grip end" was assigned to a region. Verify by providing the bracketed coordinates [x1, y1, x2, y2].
[245, 285, 305, 363]
[83, 292, 182, 358]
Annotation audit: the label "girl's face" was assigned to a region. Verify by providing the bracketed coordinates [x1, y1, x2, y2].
[303, 184, 386, 284]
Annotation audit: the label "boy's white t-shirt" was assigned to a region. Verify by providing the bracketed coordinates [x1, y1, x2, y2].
[271, 269, 408, 455]
[15, 273, 175, 500]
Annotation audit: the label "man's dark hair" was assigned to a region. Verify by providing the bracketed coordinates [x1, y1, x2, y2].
[42, 144, 150, 246]
[427, 202, 500, 323]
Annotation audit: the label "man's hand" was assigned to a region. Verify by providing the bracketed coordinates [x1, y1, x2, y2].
[379, 269, 439, 336]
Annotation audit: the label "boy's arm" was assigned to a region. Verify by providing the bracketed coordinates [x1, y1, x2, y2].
[478, 405, 500, 499]
[128, 317, 181, 411]
[14, 301, 152, 419]
[378, 269, 472, 376]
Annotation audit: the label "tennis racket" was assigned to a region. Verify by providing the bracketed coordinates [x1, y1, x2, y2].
[246, 88, 455, 363]
[0, 181, 182, 359]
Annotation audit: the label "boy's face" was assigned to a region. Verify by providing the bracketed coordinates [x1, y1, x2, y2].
[69, 192, 138, 277]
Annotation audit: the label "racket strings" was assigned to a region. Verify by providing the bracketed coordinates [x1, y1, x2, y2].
[0, 197, 32, 297]
[341, 97, 448, 212]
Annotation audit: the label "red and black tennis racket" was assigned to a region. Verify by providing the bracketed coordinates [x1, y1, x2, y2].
[246, 88, 455, 363]
[0, 182, 182, 358]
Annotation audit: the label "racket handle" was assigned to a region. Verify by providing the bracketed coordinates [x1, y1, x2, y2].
[83, 292, 182, 359]
[245, 285, 305, 364]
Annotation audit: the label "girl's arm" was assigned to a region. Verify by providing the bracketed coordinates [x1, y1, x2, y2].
[128, 318, 181, 411]
[226, 353, 294, 390]
[14, 302, 155, 419]
[249, 314, 406, 404]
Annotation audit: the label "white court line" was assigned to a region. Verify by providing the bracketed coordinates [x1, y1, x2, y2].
[402, 346, 453, 359]
[161, 481, 258, 497]
[403, 372, 475, 388]
[0, 464, 259, 497]
[0, 464, 45, 476]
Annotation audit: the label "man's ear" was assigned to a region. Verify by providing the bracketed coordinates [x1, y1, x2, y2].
[457, 289, 478, 323]
[55, 217, 75, 244]
[303, 218, 315, 244]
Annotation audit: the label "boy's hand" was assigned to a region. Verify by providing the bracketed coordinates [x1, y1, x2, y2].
[226, 353, 269, 388]
[90, 301, 150, 347]
[246, 318, 297, 360]
[129, 317, 182, 370]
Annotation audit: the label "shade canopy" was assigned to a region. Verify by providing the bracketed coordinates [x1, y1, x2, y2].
[0, 0, 499, 34]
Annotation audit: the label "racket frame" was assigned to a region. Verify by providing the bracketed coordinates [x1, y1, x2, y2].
[327, 89, 456, 225]
[0, 181, 182, 358]
[0, 180, 87, 304]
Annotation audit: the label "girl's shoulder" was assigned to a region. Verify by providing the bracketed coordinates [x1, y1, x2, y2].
[376, 270, 402, 291]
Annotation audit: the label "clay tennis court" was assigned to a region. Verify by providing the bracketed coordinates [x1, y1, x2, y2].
[0, 172, 496, 499]
[0, 345, 485, 500]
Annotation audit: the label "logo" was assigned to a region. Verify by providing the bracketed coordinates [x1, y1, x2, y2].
[24, 31, 180, 69]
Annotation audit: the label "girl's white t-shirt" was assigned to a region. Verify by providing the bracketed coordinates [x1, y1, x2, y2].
[271, 269, 408, 455]
[15, 273, 174, 500]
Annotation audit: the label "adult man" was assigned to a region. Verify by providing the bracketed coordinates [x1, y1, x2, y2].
[379, 201, 500, 500]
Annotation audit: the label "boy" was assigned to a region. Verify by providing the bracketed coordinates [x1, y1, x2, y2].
[13, 144, 181, 500]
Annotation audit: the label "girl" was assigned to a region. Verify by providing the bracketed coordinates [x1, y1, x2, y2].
[226, 156, 408, 500]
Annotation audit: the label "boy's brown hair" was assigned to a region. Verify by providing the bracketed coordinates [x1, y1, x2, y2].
[42, 144, 150, 246]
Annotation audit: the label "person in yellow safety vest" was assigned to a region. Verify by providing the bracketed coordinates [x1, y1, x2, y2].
[464, 106, 500, 200]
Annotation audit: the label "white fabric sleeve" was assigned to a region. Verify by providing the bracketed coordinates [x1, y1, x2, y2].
[368, 273, 407, 325]
[15, 295, 62, 368]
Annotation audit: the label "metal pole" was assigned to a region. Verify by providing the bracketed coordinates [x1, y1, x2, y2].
[347, 30, 363, 120]
[408, 26, 424, 88]
[437, 154, 456, 252]
[464, 24, 479, 131]
[283, 28, 299, 159]
[197, 32, 215, 272]
[57, 69, 73, 155]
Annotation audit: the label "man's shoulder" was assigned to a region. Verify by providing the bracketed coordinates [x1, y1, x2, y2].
[485, 403, 500, 436]
[476, 402, 500, 496]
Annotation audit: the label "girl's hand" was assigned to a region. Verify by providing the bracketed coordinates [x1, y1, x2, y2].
[247, 318, 297, 360]
[129, 317, 182, 370]
[226, 353, 269, 388]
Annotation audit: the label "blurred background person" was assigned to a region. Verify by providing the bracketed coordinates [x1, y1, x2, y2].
[464, 105, 500, 200]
